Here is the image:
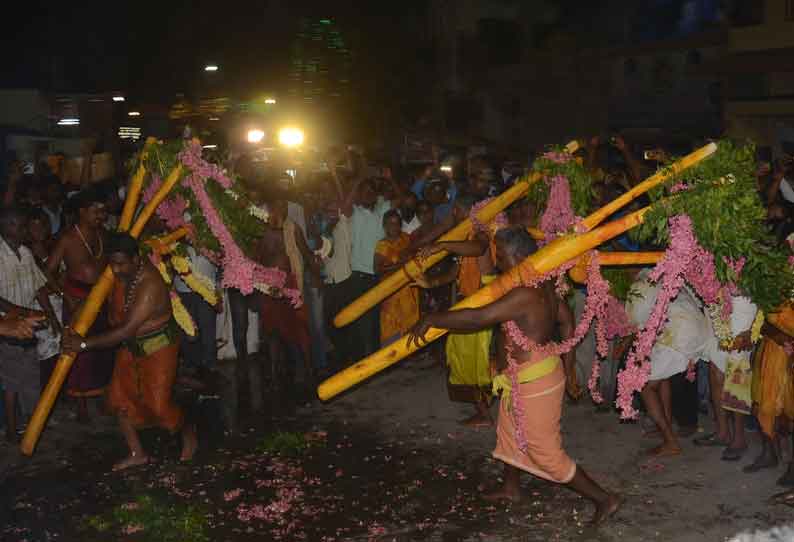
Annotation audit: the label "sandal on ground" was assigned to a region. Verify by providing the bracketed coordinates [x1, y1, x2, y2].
[721, 447, 748, 461]
[693, 432, 729, 447]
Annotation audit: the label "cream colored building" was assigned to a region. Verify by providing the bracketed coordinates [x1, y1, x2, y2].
[718, 0, 794, 155]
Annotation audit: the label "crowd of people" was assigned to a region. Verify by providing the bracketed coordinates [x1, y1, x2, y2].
[1, 133, 794, 521]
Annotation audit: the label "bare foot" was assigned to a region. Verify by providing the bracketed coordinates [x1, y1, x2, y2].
[591, 494, 624, 525]
[112, 454, 149, 471]
[645, 442, 682, 457]
[461, 411, 493, 428]
[482, 485, 521, 502]
[180, 424, 198, 462]
[769, 489, 794, 506]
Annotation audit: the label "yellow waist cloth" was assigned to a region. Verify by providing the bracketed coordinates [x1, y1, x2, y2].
[492, 356, 561, 403]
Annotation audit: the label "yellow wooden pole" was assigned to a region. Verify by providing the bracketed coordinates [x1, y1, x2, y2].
[318, 206, 650, 401]
[118, 137, 156, 232]
[333, 140, 580, 328]
[21, 163, 184, 456]
[129, 165, 184, 238]
[144, 226, 191, 254]
[580, 142, 717, 232]
[568, 251, 664, 283]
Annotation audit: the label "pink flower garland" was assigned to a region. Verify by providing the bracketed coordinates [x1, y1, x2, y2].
[177, 140, 234, 190]
[469, 198, 508, 235]
[141, 173, 188, 230]
[542, 151, 572, 164]
[184, 168, 302, 306]
[615, 215, 698, 419]
[539, 175, 577, 244]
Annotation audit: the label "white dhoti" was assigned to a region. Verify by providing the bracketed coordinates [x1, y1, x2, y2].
[627, 276, 710, 381]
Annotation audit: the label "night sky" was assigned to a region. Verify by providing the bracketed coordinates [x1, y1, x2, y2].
[0, 2, 429, 100]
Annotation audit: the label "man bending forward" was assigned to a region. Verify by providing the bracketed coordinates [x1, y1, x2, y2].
[409, 226, 621, 524]
[63, 233, 197, 470]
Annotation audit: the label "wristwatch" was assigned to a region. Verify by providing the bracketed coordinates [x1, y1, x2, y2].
[80, 341, 88, 351]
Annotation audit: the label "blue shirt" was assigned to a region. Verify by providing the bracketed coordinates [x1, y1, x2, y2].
[350, 197, 391, 274]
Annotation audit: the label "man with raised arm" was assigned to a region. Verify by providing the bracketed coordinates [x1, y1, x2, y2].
[408, 226, 621, 524]
[62, 233, 197, 471]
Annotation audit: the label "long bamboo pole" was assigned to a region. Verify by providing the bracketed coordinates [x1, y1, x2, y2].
[118, 137, 156, 232]
[145, 226, 191, 254]
[580, 142, 717, 231]
[333, 140, 580, 328]
[21, 163, 184, 455]
[568, 251, 664, 283]
[318, 207, 650, 401]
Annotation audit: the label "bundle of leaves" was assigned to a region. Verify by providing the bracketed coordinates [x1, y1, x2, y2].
[525, 145, 595, 217]
[82, 494, 208, 542]
[134, 140, 263, 258]
[602, 267, 640, 302]
[630, 140, 794, 312]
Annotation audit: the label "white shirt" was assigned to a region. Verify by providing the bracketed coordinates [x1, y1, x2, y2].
[287, 202, 306, 235]
[402, 215, 421, 234]
[174, 246, 218, 294]
[0, 238, 47, 310]
[324, 215, 352, 284]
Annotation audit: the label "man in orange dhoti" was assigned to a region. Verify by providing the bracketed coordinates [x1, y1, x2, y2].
[408, 226, 621, 525]
[63, 233, 197, 471]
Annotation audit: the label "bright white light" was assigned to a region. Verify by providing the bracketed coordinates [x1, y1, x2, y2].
[264, 98, 277, 104]
[57, 118, 80, 126]
[247, 129, 265, 144]
[204, 65, 219, 72]
[202, 144, 218, 149]
[128, 111, 141, 117]
[209, 116, 220, 121]
[112, 96, 125, 102]
[118, 126, 141, 140]
[440, 165, 452, 173]
[286, 169, 297, 179]
[278, 127, 304, 147]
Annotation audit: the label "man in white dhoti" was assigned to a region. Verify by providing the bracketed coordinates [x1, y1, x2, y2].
[624, 272, 711, 456]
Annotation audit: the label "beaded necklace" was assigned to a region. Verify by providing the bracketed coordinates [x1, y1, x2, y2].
[75, 225, 103, 260]
[123, 264, 145, 314]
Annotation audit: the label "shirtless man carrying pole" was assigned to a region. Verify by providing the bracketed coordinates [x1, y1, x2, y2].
[408, 226, 621, 524]
[62, 233, 197, 470]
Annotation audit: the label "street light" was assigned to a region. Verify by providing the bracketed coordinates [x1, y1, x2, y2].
[204, 64, 219, 72]
[247, 129, 265, 144]
[278, 127, 304, 147]
[112, 96, 125, 102]
[128, 111, 141, 117]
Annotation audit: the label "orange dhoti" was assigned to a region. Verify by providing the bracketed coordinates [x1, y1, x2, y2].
[107, 340, 183, 432]
[752, 337, 794, 439]
[492, 355, 576, 484]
